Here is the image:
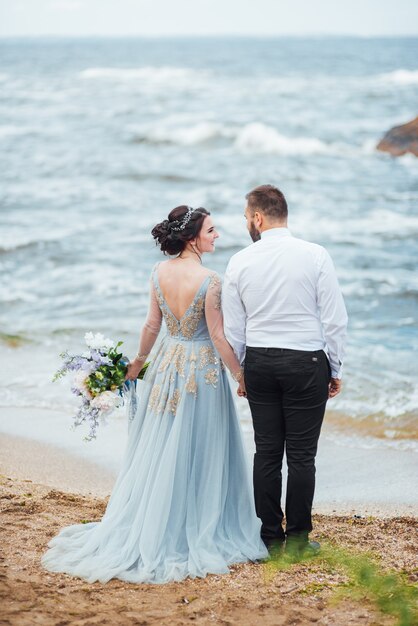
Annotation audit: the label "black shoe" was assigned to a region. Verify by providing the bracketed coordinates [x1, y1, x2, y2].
[263, 538, 285, 556]
[285, 538, 320, 556]
[304, 540, 320, 554]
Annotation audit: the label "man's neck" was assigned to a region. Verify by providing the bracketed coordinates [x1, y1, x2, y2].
[259, 223, 288, 233]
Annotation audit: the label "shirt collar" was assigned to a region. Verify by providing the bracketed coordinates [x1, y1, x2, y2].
[260, 227, 291, 240]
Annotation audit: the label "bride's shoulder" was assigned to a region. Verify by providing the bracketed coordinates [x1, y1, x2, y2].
[205, 270, 222, 290]
[150, 259, 169, 275]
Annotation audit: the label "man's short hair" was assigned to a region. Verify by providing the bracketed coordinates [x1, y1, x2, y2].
[245, 184, 288, 221]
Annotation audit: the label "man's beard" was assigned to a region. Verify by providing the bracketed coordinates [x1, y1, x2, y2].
[249, 221, 261, 242]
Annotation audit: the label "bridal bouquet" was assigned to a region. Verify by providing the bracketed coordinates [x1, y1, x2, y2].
[53, 332, 148, 440]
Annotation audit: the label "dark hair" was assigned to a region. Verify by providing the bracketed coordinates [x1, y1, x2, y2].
[245, 184, 288, 221]
[151, 205, 210, 255]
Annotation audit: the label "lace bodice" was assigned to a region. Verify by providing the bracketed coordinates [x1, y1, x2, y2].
[134, 263, 242, 376]
[153, 270, 218, 341]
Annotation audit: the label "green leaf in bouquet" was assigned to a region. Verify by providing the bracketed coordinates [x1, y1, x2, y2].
[138, 361, 150, 380]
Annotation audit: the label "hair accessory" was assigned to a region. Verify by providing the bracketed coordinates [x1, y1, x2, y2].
[170, 206, 196, 232]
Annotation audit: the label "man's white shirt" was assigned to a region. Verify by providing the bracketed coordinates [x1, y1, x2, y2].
[222, 228, 348, 379]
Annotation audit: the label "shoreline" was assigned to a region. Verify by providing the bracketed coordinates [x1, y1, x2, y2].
[1, 429, 417, 517]
[0, 432, 116, 497]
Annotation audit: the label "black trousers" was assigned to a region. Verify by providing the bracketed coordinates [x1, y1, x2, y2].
[244, 347, 331, 542]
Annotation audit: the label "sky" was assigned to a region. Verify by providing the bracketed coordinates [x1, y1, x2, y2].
[1, 0, 418, 37]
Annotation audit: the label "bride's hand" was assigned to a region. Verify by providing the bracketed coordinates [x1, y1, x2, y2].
[237, 378, 247, 398]
[125, 360, 142, 381]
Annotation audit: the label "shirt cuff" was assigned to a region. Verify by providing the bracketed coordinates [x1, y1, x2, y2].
[331, 362, 343, 379]
[235, 345, 246, 366]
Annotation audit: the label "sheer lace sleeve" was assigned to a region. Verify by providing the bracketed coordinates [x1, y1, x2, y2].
[205, 273, 242, 379]
[135, 276, 163, 361]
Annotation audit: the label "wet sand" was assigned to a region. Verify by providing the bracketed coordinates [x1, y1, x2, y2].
[1, 430, 417, 516]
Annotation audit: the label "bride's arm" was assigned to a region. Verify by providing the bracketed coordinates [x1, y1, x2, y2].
[205, 274, 244, 385]
[126, 278, 162, 380]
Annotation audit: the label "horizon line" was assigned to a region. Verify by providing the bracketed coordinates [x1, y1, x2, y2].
[1, 32, 418, 40]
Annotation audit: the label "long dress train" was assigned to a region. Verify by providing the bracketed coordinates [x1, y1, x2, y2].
[41, 266, 267, 583]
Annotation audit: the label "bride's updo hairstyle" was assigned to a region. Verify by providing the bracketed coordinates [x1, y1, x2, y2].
[152, 205, 210, 255]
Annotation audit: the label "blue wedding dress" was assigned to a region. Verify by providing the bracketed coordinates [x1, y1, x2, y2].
[41, 265, 267, 584]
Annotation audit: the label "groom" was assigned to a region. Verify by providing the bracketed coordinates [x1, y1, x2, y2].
[223, 184, 348, 552]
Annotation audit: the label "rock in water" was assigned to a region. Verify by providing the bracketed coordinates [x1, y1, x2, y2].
[376, 116, 418, 157]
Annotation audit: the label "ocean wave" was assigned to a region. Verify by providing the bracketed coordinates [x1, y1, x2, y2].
[0, 236, 60, 253]
[114, 172, 202, 184]
[0, 124, 31, 139]
[234, 123, 330, 155]
[292, 208, 418, 246]
[79, 65, 209, 85]
[131, 121, 334, 155]
[131, 118, 387, 157]
[0, 222, 88, 253]
[324, 428, 418, 452]
[0, 123, 64, 140]
[132, 121, 231, 146]
[0, 289, 39, 304]
[377, 69, 418, 85]
[398, 153, 418, 168]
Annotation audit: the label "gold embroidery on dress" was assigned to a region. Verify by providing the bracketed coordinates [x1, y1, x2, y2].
[165, 311, 179, 337]
[173, 344, 186, 377]
[158, 344, 176, 372]
[180, 295, 205, 339]
[158, 343, 186, 378]
[208, 273, 222, 310]
[157, 390, 169, 414]
[148, 384, 161, 412]
[204, 368, 219, 388]
[154, 282, 179, 337]
[198, 345, 218, 369]
[185, 361, 198, 396]
[169, 389, 181, 415]
[154, 283, 164, 308]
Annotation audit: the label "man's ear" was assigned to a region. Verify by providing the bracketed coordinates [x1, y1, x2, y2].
[254, 211, 263, 228]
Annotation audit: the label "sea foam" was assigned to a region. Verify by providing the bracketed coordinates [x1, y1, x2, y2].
[234, 122, 330, 155]
[79, 66, 208, 85]
[378, 69, 418, 85]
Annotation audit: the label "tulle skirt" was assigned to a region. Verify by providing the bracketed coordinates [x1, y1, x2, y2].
[41, 336, 267, 584]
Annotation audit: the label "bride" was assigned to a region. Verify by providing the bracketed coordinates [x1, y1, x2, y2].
[41, 205, 268, 584]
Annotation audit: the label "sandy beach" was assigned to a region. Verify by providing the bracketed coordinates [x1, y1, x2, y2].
[1, 473, 417, 626]
[0, 431, 417, 625]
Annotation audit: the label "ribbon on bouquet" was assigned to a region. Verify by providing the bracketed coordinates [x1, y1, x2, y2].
[120, 357, 138, 426]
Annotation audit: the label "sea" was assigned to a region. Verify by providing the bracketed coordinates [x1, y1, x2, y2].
[0, 36, 417, 466]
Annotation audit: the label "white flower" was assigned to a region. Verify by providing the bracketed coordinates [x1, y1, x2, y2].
[101, 338, 115, 350]
[84, 332, 115, 352]
[90, 391, 122, 413]
[84, 331, 95, 346]
[73, 370, 92, 398]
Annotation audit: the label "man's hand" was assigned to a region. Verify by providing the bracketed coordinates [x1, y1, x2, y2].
[328, 377, 342, 398]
